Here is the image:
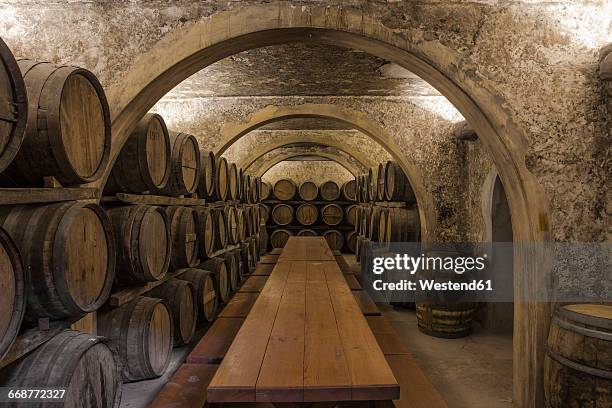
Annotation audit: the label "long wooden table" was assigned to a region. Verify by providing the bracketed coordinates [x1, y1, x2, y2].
[207, 237, 399, 403]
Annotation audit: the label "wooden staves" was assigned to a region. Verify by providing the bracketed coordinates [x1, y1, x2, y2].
[377, 162, 386, 201]
[197, 151, 215, 199]
[345, 204, 357, 226]
[0, 37, 27, 174]
[385, 206, 420, 242]
[296, 229, 317, 237]
[320, 180, 340, 201]
[158, 132, 201, 196]
[0, 330, 122, 407]
[98, 296, 173, 382]
[296, 203, 318, 226]
[323, 230, 345, 251]
[228, 162, 240, 201]
[260, 181, 272, 201]
[0, 60, 111, 186]
[341, 179, 357, 201]
[544, 304, 612, 408]
[0, 202, 115, 321]
[149, 279, 197, 346]
[346, 231, 357, 253]
[224, 206, 239, 245]
[106, 204, 170, 285]
[298, 181, 318, 201]
[214, 156, 229, 201]
[0, 227, 25, 361]
[164, 206, 199, 269]
[272, 203, 294, 226]
[270, 229, 293, 249]
[201, 257, 230, 304]
[212, 208, 228, 250]
[321, 203, 343, 226]
[179, 268, 218, 323]
[385, 160, 416, 202]
[107, 113, 170, 194]
[273, 178, 296, 201]
[195, 207, 215, 260]
[224, 250, 239, 293]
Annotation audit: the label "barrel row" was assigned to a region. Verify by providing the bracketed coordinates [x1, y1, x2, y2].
[269, 229, 357, 252]
[266, 203, 357, 227]
[355, 160, 416, 203]
[265, 178, 356, 202]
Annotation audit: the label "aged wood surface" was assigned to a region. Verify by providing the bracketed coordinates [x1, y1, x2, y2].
[278, 236, 335, 261]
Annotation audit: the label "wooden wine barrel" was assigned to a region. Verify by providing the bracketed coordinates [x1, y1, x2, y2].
[272, 204, 294, 226]
[321, 203, 343, 226]
[179, 268, 217, 323]
[341, 179, 357, 201]
[261, 181, 272, 201]
[197, 151, 215, 199]
[149, 279, 197, 346]
[297, 229, 317, 237]
[296, 203, 318, 226]
[98, 296, 173, 381]
[355, 235, 363, 262]
[0, 227, 24, 361]
[368, 167, 378, 202]
[345, 205, 357, 226]
[376, 163, 386, 201]
[323, 230, 344, 251]
[385, 161, 416, 202]
[273, 178, 297, 201]
[346, 231, 357, 253]
[251, 206, 260, 235]
[0, 37, 27, 174]
[163, 206, 199, 269]
[377, 207, 389, 243]
[385, 207, 420, 242]
[320, 180, 340, 201]
[242, 175, 251, 204]
[228, 163, 239, 201]
[212, 208, 227, 250]
[251, 176, 261, 203]
[258, 228, 268, 256]
[158, 132, 200, 196]
[235, 207, 246, 242]
[355, 175, 363, 203]
[224, 206, 239, 245]
[240, 243, 252, 276]
[107, 113, 170, 193]
[298, 181, 318, 201]
[224, 251, 239, 292]
[368, 206, 385, 241]
[195, 207, 215, 260]
[362, 174, 370, 202]
[360, 206, 372, 237]
[270, 229, 293, 249]
[248, 238, 259, 269]
[0, 202, 115, 320]
[259, 204, 270, 225]
[0, 330, 122, 407]
[236, 168, 244, 201]
[214, 156, 229, 201]
[544, 304, 612, 408]
[106, 205, 170, 286]
[0, 60, 110, 186]
[415, 250, 477, 338]
[201, 257, 229, 304]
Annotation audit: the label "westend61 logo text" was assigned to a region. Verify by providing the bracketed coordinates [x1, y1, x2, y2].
[372, 253, 487, 275]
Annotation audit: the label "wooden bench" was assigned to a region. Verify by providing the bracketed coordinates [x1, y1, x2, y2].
[252, 263, 274, 276]
[238, 275, 269, 292]
[148, 363, 218, 408]
[207, 237, 398, 404]
[260, 254, 279, 264]
[187, 318, 244, 364]
[218, 292, 259, 318]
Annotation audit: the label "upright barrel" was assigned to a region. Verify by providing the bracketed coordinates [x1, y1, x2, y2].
[0, 60, 110, 186]
[385, 161, 416, 202]
[323, 230, 344, 251]
[298, 181, 318, 201]
[195, 207, 215, 260]
[273, 179, 296, 201]
[0, 227, 24, 361]
[270, 229, 293, 249]
[0, 202, 115, 320]
[98, 297, 173, 382]
[107, 113, 170, 193]
[197, 151, 215, 199]
[179, 268, 218, 323]
[201, 257, 229, 304]
[0, 330, 121, 407]
[544, 304, 612, 408]
[341, 179, 357, 201]
[321, 203, 343, 226]
[149, 279, 197, 346]
[296, 203, 318, 226]
[106, 205, 170, 285]
[214, 156, 229, 201]
[159, 132, 200, 196]
[0, 37, 27, 174]
[164, 206, 199, 269]
[320, 180, 340, 201]
[272, 204, 294, 226]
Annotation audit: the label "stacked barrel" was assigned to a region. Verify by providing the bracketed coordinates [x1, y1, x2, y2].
[262, 178, 357, 252]
[0, 37, 122, 406]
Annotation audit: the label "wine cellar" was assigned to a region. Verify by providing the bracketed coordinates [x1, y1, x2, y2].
[0, 2, 610, 408]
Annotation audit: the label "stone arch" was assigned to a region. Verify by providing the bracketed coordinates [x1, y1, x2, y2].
[102, 4, 552, 406]
[252, 151, 360, 177]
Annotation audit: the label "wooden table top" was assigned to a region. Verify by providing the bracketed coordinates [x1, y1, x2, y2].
[277, 236, 335, 261]
[207, 237, 399, 403]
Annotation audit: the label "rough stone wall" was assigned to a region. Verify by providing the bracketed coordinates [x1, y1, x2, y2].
[262, 160, 353, 186]
[0, 0, 609, 243]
